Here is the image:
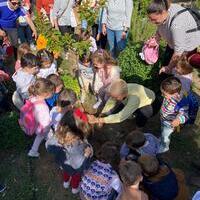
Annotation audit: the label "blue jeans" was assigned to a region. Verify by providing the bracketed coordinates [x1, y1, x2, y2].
[107, 28, 127, 58]
[159, 122, 174, 153]
[18, 25, 33, 44]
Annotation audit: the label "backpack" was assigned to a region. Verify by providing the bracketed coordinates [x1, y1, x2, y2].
[140, 37, 159, 65]
[18, 99, 44, 136]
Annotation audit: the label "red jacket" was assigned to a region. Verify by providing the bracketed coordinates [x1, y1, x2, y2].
[36, 0, 54, 15]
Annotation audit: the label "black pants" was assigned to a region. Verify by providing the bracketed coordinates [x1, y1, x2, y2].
[59, 25, 74, 35]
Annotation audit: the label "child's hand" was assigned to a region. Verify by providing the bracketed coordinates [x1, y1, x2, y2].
[84, 147, 92, 157]
[159, 66, 168, 74]
[87, 115, 98, 124]
[171, 118, 180, 128]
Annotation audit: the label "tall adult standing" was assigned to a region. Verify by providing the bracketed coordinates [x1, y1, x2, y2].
[147, 0, 200, 72]
[52, 0, 74, 35]
[102, 0, 133, 58]
[0, 0, 37, 56]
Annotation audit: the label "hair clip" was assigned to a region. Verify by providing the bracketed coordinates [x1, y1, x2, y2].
[73, 108, 88, 122]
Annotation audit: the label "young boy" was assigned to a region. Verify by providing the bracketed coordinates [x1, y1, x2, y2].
[119, 160, 148, 200]
[138, 155, 188, 200]
[120, 130, 160, 161]
[46, 74, 64, 110]
[159, 77, 188, 153]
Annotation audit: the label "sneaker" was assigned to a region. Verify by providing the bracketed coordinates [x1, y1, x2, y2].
[93, 99, 102, 109]
[72, 187, 79, 194]
[30, 43, 36, 51]
[63, 181, 70, 189]
[28, 150, 40, 158]
[0, 184, 6, 193]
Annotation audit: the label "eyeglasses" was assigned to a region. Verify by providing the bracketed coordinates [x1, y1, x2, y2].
[10, 1, 20, 6]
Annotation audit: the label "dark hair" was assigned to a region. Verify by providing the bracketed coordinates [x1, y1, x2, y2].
[147, 0, 169, 14]
[138, 155, 160, 177]
[97, 142, 119, 168]
[37, 49, 54, 66]
[17, 43, 31, 60]
[21, 53, 38, 68]
[176, 56, 193, 75]
[46, 74, 64, 87]
[28, 78, 55, 96]
[125, 130, 146, 149]
[119, 160, 142, 186]
[161, 77, 182, 94]
[79, 51, 92, 64]
[57, 89, 77, 108]
[57, 110, 85, 141]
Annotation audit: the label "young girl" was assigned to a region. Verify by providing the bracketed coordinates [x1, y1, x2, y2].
[28, 78, 55, 157]
[80, 142, 122, 200]
[12, 53, 38, 109]
[46, 110, 93, 194]
[173, 56, 193, 95]
[15, 43, 31, 72]
[37, 49, 57, 78]
[92, 49, 121, 108]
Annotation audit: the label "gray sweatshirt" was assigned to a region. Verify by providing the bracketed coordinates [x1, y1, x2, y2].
[157, 4, 200, 54]
[52, 0, 74, 26]
[102, 0, 133, 30]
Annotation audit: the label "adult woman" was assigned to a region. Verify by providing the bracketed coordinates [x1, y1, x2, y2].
[102, 0, 133, 58]
[147, 0, 200, 71]
[52, 0, 74, 35]
[88, 79, 155, 128]
[0, 0, 37, 56]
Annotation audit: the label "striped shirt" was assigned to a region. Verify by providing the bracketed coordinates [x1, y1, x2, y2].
[157, 4, 200, 54]
[160, 94, 188, 125]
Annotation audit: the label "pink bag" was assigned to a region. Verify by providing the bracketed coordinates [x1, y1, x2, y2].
[18, 100, 44, 136]
[140, 37, 159, 65]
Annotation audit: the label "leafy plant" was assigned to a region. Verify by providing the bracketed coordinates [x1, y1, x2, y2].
[118, 44, 160, 91]
[61, 74, 81, 97]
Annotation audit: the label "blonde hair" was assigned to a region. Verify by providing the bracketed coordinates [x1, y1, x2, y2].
[109, 79, 128, 97]
[17, 43, 31, 60]
[92, 49, 117, 66]
[28, 78, 55, 96]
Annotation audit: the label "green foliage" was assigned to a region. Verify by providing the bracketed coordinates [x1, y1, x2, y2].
[61, 74, 81, 97]
[129, 2, 156, 43]
[0, 112, 27, 150]
[118, 44, 160, 91]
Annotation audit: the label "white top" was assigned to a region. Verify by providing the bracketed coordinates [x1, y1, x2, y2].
[50, 106, 64, 131]
[12, 69, 35, 100]
[37, 62, 57, 78]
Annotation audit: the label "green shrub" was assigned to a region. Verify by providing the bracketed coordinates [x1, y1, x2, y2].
[0, 112, 27, 150]
[61, 74, 81, 97]
[118, 44, 160, 91]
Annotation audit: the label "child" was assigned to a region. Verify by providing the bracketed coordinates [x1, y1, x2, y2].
[12, 53, 38, 109]
[28, 78, 55, 157]
[80, 142, 122, 200]
[50, 88, 77, 132]
[46, 110, 93, 194]
[173, 56, 193, 95]
[92, 49, 121, 108]
[159, 77, 189, 153]
[119, 160, 148, 200]
[79, 29, 97, 53]
[120, 130, 160, 161]
[46, 74, 64, 109]
[37, 49, 57, 78]
[138, 155, 189, 200]
[78, 51, 94, 103]
[15, 43, 31, 72]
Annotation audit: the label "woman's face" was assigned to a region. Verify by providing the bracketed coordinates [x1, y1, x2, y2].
[148, 11, 168, 25]
[9, 0, 20, 10]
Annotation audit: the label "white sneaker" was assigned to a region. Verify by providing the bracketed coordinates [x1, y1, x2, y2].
[28, 150, 40, 158]
[93, 99, 102, 109]
[30, 43, 36, 51]
[63, 181, 70, 189]
[72, 187, 79, 194]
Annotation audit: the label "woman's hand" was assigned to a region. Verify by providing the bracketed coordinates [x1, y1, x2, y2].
[121, 31, 127, 40]
[102, 24, 107, 36]
[84, 147, 92, 158]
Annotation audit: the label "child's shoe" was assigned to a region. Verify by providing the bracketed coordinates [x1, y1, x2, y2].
[0, 184, 6, 193]
[63, 181, 70, 189]
[28, 150, 40, 158]
[93, 99, 102, 109]
[72, 187, 79, 194]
